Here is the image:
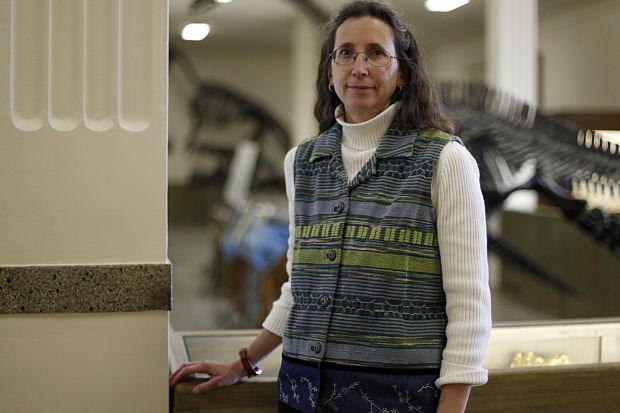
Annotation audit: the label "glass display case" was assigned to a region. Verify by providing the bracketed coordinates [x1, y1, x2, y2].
[170, 318, 620, 412]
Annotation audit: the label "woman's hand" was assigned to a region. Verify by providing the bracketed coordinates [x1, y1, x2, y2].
[170, 329, 282, 394]
[169, 359, 246, 394]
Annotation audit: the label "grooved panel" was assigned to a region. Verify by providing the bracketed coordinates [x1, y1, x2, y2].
[10, 0, 47, 132]
[9, 0, 155, 132]
[118, 0, 153, 132]
[49, 0, 83, 131]
[84, 0, 117, 131]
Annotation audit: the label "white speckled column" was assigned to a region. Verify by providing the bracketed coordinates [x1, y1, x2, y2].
[0, 0, 169, 411]
[290, 14, 320, 145]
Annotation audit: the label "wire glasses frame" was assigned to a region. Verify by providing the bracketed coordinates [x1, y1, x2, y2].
[330, 46, 398, 67]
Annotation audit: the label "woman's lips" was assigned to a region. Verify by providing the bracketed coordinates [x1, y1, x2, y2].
[347, 84, 374, 90]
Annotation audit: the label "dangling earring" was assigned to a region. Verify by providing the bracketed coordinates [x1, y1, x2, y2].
[328, 83, 334, 92]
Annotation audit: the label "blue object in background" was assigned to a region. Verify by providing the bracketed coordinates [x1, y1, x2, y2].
[221, 218, 289, 271]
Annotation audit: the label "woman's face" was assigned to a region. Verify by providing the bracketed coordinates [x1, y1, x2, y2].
[329, 16, 403, 124]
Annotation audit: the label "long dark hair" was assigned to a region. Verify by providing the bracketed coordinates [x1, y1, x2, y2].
[314, 0, 454, 134]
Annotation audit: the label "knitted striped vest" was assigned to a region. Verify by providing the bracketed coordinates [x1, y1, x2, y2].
[282, 121, 455, 370]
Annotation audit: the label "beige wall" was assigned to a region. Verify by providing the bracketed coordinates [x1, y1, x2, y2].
[538, 0, 620, 112]
[0, 312, 168, 412]
[428, 37, 486, 82]
[0, 1, 169, 412]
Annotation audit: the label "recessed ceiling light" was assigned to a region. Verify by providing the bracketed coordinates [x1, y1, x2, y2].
[214, 0, 232, 3]
[181, 23, 211, 41]
[425, 0, 470, 12]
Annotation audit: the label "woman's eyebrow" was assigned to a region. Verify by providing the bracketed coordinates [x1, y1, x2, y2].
[365, 42, 387, 49]
[334, 42, 388, 50]
[334, 41, 354, 49]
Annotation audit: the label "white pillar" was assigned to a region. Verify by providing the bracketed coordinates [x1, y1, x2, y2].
[485, 0, 538, 105]
[484, 0, 539, 290]
[290, 15, 320, 145]
[485, 0, 539, 213]
[0, 0, 169, 411]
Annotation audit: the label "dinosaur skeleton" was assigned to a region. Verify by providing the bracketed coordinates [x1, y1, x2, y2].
[440, 82, 620, 297]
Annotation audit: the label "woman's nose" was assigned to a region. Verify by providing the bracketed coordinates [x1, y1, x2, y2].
[351, 53, 369, 76]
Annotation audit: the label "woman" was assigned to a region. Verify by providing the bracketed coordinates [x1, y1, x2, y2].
[170, 1, 491, 412]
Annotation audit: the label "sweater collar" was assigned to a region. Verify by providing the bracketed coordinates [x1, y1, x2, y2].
[309, 108, 423, 163]
[336, 103, 397, 151]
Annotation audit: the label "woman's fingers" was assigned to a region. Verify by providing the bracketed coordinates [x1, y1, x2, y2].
[192, 376, 223, 394]
[169, 359, 244, 394]
[169, 361, 211, 386]
[191, 369, 243, 394]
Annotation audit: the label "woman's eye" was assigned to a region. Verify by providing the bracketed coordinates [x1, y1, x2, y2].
[338, 48, 353, 56]
[369, 48, 387, 57]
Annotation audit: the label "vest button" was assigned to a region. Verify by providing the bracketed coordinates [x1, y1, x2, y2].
[310, 342, 322, 354]
[320, 296, 330, 306]
[333, 202, 345, 213]
[326, 250, 337, 261]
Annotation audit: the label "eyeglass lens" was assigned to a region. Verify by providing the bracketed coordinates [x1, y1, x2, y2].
[332, 47, 393, 67]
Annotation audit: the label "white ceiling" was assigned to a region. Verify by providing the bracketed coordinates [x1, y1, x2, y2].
[169, 0, 589, 52]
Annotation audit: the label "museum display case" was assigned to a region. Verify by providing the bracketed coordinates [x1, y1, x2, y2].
[170, 318, 620, 412]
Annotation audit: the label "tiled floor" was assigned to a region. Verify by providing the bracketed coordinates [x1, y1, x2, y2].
[168, 225, 552, 332]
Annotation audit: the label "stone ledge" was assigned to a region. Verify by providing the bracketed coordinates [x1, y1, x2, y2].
[0, 263, 171, 313]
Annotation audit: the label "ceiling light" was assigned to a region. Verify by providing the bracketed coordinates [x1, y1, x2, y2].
[425, 0, 470, 12]
[181, 23, 210, 41]
[214, 0, 232, 3]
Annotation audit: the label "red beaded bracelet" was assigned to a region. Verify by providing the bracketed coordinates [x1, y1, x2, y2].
[238, 348, 262, 377]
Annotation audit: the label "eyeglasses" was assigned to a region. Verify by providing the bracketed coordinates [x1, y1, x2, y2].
[331, 46, 397, 67]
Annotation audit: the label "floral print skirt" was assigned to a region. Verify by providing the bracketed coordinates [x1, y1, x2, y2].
[278, 356, 441, 413]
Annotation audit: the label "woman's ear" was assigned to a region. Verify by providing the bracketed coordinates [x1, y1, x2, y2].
[398, 71, 407, 87]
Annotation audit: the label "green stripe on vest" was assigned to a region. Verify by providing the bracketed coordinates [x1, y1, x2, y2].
[293, 248, 442, 275]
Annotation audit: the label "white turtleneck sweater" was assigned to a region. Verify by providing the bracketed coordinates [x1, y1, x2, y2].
[263, 103, 492, 388]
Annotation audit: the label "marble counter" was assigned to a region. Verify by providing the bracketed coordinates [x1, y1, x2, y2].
[0, 263, 171, 313]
